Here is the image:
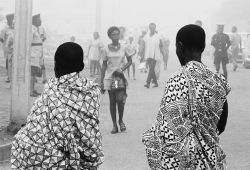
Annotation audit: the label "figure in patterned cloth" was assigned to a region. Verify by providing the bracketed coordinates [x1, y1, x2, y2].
[143, 24, 230, 170]
[0, 13, 15, 83]
[11, 42, 104, 169]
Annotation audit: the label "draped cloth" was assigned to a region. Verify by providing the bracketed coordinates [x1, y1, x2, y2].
[11, 72, 104, 170]
[142, 61, 230, 170]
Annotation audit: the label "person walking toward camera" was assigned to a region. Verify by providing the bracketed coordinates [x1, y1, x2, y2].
[87, 32, 103, 77]
[100, 26, 134, 134]
[144, 23, 164, 88]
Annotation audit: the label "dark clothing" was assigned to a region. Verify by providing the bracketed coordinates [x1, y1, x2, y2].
[215, 61, 227, 79]
[211, 33, 231, 65]
[31, 66, 42, 77]
[211, 33, 231, 79]
[108, 89, 127, 125]
[146, 58, 157, 84]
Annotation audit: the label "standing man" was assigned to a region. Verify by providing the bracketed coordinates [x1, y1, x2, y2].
[0, 13, 14, 83]
[230, 26, 241, 71]
[30, 14, 45, 97]
[144, 23, 164, 88]
[211, 24, 231, 79]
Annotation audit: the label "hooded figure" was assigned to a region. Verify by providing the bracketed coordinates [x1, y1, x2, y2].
[11, 42, 104, 169]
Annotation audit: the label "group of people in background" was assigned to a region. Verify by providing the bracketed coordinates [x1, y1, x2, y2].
[195, 19, 243, 80]
[0, 13, 47, 97]
[0, 11, 245, 169]
[9, 23, 231, 170]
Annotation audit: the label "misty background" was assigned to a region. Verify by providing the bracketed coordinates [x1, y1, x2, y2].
[1, 0, 250, 49]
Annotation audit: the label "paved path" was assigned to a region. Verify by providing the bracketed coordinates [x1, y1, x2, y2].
[0, 52, 250, 169]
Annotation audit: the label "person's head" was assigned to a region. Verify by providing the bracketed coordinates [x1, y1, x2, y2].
[6, 13, 14, 28]
[54, 42, 84, 78]
[232, 26, 237, 33]
[119, 26, 126, 39]
[129, 36, 134, 43]
[217, 24, 224, 34]
[107, 26, 120, 43]
[195, 20, 202, 27]
[176, 24, 206, 66]
[93, 32, 100, 40]
[32, 14, 41, 27]
[142, 30, 147, 36]
[149, 23, 156, 34]
[70, 36, 75, 42]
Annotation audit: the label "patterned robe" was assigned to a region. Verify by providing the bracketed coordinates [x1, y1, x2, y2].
[142, 61, 230, 170]
[11, 73, 104, 169]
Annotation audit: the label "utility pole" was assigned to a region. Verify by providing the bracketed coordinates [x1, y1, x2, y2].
[10, 0, 33, 128]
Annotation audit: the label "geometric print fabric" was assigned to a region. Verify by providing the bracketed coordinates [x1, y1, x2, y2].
[142, 61, 230, 170]
[11, 72, 104, 169]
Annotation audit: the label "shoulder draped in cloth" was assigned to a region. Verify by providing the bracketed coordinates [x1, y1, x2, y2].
[11, 72, 104, 170]
[142, 61, 230, 170]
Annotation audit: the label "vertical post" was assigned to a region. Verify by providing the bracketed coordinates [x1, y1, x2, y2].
[95, 0, 101, 33]
[10, 0, 33, 126]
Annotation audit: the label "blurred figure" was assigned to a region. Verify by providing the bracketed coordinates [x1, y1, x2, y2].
[39, 17, 47, 84]
[161, 36, 170, 70]
[143, 24, 230, 170]
[144, 23, 164, 88]
[195, 19, 202, 27]
[87, 32, 103, 77]
[211, 24, 231, 79]
[30, 14, 45, 97]
[11, 42, 104, 169]
[230, 26, 241, 71]
[119, 26, 128, 45]
[100, 26, 134, 134]
[137, 29, 147, 73]
[0, 13, 14, 83]
[70, 36, 76, 42]
[127, 36, 137, 80]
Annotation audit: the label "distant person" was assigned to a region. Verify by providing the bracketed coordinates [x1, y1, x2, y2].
[87, 32, 103, 77]
[119, 26, 128, 45]
[0, 13, 14, 83]
[144, 23, 164, 88]
[161, 36, 170, 70]
[230, 26, 241, 71]
[70, 36, 76, 42]
[38, 16, 47, 84]
[195, 20, 202, 27]
[100, 26, 134, 134]
[211, 24, 231, 79]
[11, 42, 104, 169]
[142, 24, 230, 169]
[127, 36, 137, 80]
[138, 30, 147, 73]
[30, 14, 45, 97]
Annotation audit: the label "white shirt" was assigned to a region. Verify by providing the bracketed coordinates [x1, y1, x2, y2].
[144, 33, 162, 60]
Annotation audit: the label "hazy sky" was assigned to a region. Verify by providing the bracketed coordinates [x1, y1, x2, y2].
[1, 0, 228, 40]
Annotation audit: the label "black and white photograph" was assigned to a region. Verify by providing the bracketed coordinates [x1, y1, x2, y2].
[0, 0, 249, 169]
